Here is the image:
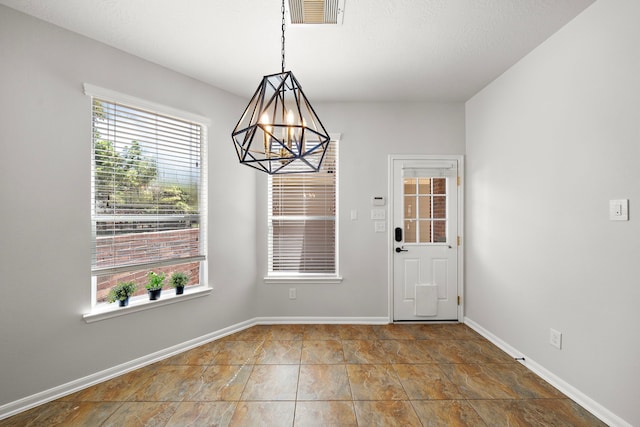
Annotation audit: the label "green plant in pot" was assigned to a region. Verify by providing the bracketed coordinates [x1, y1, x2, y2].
[146, 271, 165, 300]
[169, 272, 189, 295]
[107, 281, 137, 307]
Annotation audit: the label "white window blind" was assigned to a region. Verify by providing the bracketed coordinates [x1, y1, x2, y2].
[268, 143, 338, 275]
[90, 97, 205, 276]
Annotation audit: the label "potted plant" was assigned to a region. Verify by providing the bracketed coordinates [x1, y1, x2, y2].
[146, 271, 165, 300]
[169, 272, 189, 295]
[107, 281, 137, 307]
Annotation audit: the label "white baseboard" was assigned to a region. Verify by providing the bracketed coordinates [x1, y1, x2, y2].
[0, 318, 255, 421]
[0, 316, 388, 421]
[464, 317, 631, 427]
[255, 316, 390, 325]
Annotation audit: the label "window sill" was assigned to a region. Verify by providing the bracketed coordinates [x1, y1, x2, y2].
[263, 275, 343, 285]
[83, 286, 213, 323]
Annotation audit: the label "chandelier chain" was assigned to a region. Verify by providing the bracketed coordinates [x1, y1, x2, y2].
[281, 0, 286, 72]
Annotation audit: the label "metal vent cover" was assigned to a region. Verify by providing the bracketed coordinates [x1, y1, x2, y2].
[288, 0, 345, 25]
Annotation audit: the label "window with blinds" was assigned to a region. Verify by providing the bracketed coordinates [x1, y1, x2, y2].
[90, 95, 206, 304]
[268, 143, 338, 275]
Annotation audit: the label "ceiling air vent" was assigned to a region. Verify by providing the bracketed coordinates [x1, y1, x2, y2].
[288, 0, 345, 25]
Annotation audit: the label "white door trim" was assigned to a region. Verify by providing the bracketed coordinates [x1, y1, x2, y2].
[387, 154, 464, 323]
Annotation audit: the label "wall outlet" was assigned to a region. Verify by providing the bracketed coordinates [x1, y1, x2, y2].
[549, 328, 562, 349]
[289, 288, 296, 300]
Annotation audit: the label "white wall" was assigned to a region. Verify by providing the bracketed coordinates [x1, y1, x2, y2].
[254, 102, 465, 319]
[465, 0, 640, 425]
[0, 6, 256, 407]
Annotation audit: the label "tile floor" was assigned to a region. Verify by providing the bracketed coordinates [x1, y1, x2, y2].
[1, 323, 606, 426]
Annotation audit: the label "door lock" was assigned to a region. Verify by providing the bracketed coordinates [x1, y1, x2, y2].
[395, 247, 408, 253]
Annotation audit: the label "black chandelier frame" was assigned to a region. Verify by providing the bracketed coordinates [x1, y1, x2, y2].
[231, 0, 331, 174]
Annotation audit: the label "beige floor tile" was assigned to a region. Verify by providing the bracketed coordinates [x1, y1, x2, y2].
[459, 339, 515, 363]
[303, 324, 342, 340]
[163, 342, 219, 365]
[346, 364, 408, 401]
[229, 401, 295, 427]
[337, 324, 376, 340]
[373, 324, 417, 340]
[440, 361, 564, 400]
[301, 339, 344, 364]
[211, 340, 264, 365]
[411, 400, 488, 426]
[418, 339, 514, 364]
[268, 324, 305, 340]
[297, 364, 352, 400]
[130, 365, 207, 402]
[380, 339, 435, 364]
[227, 325, 273, 341]
[184, 365, 252, 401]
[468, 398, 607, 426]
[294, 401, 357, 426]
[413, 323, 483, 340]
[241, 365, 299, 401]
[101, 401, 180, 427]
[393, 363, 463, 400]
[416, 339, 468, 364]
[342, 340, 389, 364]
[166, 401, 237, 427]
[353, 400, 422, 427]
[255, 340, 302, 364]
[69, 365, 158, 402]
[0, 402, 121, 427]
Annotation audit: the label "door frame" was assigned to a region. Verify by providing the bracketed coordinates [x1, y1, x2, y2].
[387, 154, 465, 323]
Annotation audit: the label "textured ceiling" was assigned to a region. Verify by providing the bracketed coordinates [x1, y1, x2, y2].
[0, 0, 595, 102]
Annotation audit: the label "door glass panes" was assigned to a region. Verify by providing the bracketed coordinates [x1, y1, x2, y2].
[403, 176, 447, 244]
[418, 196, 431, 218]
[404, 219, 416, 243]
[418, 178, 431, 194]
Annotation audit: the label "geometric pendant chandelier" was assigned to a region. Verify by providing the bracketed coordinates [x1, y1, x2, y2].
[231, 0, 331, 174]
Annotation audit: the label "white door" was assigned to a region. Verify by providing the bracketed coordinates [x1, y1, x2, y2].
[391, 157, 460, 321]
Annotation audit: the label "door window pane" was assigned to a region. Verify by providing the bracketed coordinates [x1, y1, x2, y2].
[404, 196, 416, 218]
[433, 220, 446, 242]
[418, 196, 431, 219]
[418, 178, 431, 194]
[403, 174, 448, 244]
[404, 178, 416, 195]
[433, 178, 446, 194]
[418, 220, 432, 243]
[404, 220, 416, 243]
[433, 196, 446, 219]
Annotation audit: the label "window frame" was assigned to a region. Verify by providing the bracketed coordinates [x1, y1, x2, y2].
[264, 134, 342, 284]
[83, 84, 211, 321]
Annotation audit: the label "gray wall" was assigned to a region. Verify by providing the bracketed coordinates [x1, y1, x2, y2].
[254, 102, 465, 319]
[0, 6, 256, 406]
[465, 0, 639, 424]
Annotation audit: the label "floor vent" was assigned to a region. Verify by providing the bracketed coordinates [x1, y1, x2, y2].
[288, 0, 345, 25]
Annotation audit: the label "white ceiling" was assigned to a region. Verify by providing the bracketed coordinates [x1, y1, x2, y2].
[1, 0, 595, 102]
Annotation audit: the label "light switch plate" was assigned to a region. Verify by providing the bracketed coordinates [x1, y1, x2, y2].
[609, 199, 629, 221]
[374, 221, 386, 232]
[371, 209, 386, 220]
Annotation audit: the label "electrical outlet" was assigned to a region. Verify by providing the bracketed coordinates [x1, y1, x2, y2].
[549, 328, 562, 349]
[289, 288, 296, 300]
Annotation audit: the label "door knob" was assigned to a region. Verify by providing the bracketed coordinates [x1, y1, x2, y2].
[395, 247, 408, 253]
